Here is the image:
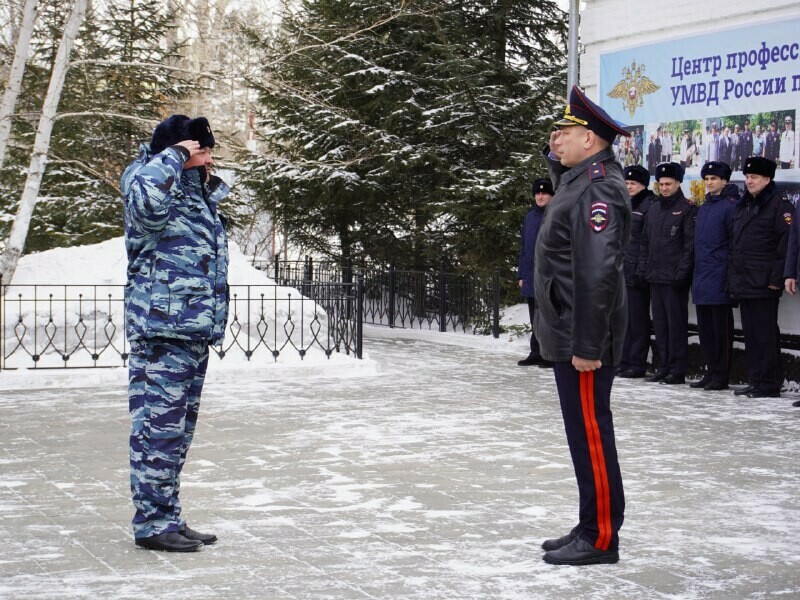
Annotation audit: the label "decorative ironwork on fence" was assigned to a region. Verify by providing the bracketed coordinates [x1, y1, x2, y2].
[271, 257, 501, 338]
[0, 279, 362, 370]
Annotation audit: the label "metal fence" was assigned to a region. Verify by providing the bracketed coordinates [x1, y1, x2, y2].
[0, 279, 362, 370]
[272, 257, 501, 338]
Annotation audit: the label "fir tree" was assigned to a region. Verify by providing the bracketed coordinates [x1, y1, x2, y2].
[241, 0, 566, 284]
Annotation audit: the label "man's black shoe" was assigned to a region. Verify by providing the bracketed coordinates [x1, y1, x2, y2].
[689, 376, 711, 388]
[646, 372, 667, 382]
[661, 374, 685, 385]
[541, 529, 578, 552]
[135, 532, 202, 552]
[618, 369, 646, 379]
[180, 525, 218, 545]
[734, 385, 754, 396]
[542, 537, 619, 566]
[792, 399, 800, 407]
[517, 354, 543, 366]
[704, 381, 728, 391]
[745, 389, 781, 398]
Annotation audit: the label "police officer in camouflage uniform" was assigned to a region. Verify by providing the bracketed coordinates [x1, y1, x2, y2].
[121, 115, 229, 552]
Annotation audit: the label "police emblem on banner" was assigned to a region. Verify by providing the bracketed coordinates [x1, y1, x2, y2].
[590, 202, 609, 232]
[606, 60, 660, 118]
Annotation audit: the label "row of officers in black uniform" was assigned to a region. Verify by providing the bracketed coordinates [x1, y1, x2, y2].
[518, 155, 800, 407]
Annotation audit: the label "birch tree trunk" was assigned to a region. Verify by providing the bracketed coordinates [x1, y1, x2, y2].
[0, 0, 87, 286]
[0, 0, 39, 172]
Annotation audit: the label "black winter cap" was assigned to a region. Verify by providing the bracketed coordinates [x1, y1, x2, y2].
[700, 161, 732, 181]
[531, 178, 555, 196]
[655, 161, 684, 182]
[623, 165, 650, 187]
[742, 156, 777, 179]
[150, 115, 216, 155]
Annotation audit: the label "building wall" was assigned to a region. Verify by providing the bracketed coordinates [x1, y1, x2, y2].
[579, 0, 800, 101]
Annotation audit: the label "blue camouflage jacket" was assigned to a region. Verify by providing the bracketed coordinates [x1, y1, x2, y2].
[121, 144, 230, 345]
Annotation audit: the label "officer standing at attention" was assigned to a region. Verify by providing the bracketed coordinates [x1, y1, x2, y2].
[533, 86, 630, 566]
[617, 165, 656, 378]
[637, 162, 696, 385]
[517, 178, 555, 367]
[690, 161, 738, 390]
[728, 156, 792, 398]
[121, 115, 229, 552]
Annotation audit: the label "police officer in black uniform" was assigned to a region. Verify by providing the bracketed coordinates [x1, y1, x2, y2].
[729, 156, 792, 398]
[618, 165, 656, 378]
[534, 86, 629, 566]
[637, 162, 696, 384]
[517, 178, 555, 366]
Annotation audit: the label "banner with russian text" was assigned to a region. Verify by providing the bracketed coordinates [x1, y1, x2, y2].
[599, 17, 799, 189]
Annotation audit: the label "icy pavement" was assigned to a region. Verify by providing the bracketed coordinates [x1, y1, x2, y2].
[0, 327, 798, 599]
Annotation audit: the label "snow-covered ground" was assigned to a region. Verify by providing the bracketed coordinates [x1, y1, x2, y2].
[0, 325, 798, 599]
[0, 240, 798, 599]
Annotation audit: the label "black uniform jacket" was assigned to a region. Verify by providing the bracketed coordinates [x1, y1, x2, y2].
[637, 189, 696, 286]
[625, 188, 656, 289]
[728, 181, 793, 299]
[533, 147, 631, 364]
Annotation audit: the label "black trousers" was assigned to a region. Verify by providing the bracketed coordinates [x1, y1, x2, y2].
[553, 363, 625, 551]
[739, 297, 783, 392]
[650, 284, 689, 376]
[695, 304, 733, 385]
[526, 297, 542, 357]
[620, 286, 650, 372]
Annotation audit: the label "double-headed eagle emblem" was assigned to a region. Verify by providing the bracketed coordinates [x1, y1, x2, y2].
[607, 61, 659, 118]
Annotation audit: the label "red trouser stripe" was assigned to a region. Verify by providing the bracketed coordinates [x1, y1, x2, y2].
[580, 371, 612, 550]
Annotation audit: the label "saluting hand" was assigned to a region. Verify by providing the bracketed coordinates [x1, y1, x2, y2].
[175, 140, 202, 158]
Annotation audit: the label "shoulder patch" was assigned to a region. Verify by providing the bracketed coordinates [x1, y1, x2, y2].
[588, 162, 606, 182]
[784, 212, 793, 225]
[590, 201, 609, 232]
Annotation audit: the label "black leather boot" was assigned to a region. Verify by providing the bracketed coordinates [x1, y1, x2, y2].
[180, 525, 218, 545]
[135, 532, 202, 552]
[543, 537, 619, 565]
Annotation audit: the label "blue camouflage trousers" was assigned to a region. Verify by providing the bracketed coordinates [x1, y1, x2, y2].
[128, 339, 209, 539]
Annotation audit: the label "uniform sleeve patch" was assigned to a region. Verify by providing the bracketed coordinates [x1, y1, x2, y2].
[784, 212, 793, 225]
[590, 202, 609, 232]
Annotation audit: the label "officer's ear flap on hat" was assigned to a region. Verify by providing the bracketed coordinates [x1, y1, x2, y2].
[186, 117, 215, 150]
